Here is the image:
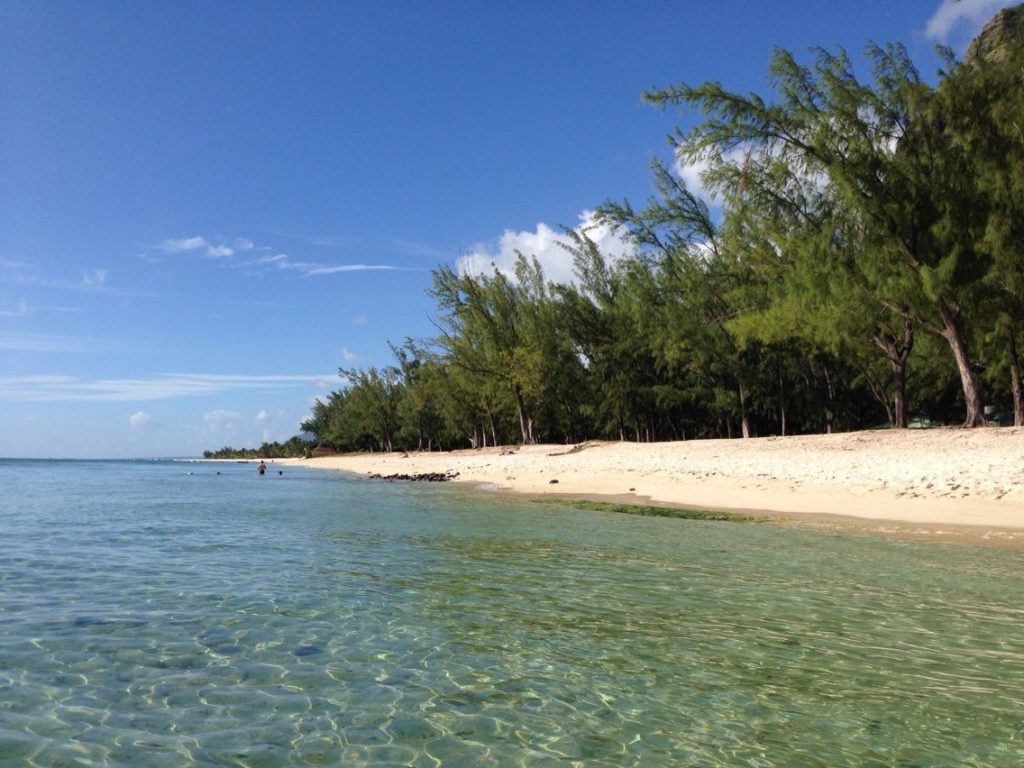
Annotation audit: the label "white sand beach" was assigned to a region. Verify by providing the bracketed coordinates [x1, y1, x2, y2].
[294, 430, 1024, 544]
[294, 428, 1024, 541]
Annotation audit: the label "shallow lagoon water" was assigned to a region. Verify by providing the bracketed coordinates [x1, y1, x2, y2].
[2, 458, 1024, 766]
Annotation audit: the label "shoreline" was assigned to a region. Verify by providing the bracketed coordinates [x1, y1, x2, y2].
[282, 428, 1024, 546]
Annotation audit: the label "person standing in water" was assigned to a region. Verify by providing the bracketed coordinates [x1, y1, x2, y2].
[257, 460, 266, 475]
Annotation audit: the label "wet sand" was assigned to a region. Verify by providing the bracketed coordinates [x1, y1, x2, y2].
[295, 428, 1024, 546]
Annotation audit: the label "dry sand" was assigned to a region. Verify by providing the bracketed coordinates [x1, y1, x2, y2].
[297, 428, 1024, 545]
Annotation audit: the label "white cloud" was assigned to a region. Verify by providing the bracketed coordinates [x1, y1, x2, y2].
[0, 372, 335, 402]
[457, 210, 637, 285]
[154, 235, 249, 260]
[255, 409, 268, 424]
[925, 0, 1017, 46]
[352, 314, 368, 326]
[159, 236, 208, 254]
[129, 410, 152, 429]
[340, 346, 358, 363]
[675, 153, 715, 201]
[674, 144, 759, 203]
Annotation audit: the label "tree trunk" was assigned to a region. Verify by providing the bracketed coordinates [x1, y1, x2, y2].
[938, 301, 983, 427]
[489, 412, 498, 448]
[512, 385, 533, 444]
[862, 366, 895, 427]
[1007, 327, 1024, 426]
[892, 363, 908, 429]
[738, 380, 751, 438]
[873, 317, 914, 429]
[777, 359, 787, 437]
[821, 361, 835, 435]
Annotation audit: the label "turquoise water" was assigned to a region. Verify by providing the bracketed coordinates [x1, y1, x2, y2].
[2, 459, 1024, 767]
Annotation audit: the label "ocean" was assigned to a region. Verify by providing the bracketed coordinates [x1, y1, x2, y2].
[1, 458, 1023, 766]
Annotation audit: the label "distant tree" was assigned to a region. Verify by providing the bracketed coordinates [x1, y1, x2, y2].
[431, 263, 540, 444]
[599, 159, 760, 437]
[391, 339, 448, 450]
[338, 366, 403, 452]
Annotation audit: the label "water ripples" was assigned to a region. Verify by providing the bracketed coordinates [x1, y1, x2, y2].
[2, 459, 1024, 765]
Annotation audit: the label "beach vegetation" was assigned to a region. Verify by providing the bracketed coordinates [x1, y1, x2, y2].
[203, 435, 313, 460]
[292, 7, 1024, 453]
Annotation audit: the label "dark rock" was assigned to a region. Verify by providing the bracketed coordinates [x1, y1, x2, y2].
[368, 471, 459, 483]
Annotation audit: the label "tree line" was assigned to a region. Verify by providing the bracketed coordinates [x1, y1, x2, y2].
[203, 436, 313, 460]
[301, 10, 1024, 454]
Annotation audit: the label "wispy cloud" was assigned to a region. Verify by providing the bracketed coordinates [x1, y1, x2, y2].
[1, 265, 121, 295]
[925, 0, 1017, 48]
[148, 234, 415, 277]
[255, 252, 415, 277]
[266, 232, 360, 249]
[0, 331, 127, 353]
[305, 263, 409, 276]
[270, 231, 448, 261]
[0, 372, 338, 402]
[0, 301, 84, 318]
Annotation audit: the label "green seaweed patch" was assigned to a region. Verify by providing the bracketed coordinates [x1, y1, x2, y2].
[534, 498, 755, 522]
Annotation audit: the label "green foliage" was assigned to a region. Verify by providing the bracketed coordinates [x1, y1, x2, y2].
[202, 435, 313, 460]
[289, 15, 1024, 452]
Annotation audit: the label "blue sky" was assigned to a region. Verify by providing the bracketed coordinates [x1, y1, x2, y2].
[1, 0, 1014, 458]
